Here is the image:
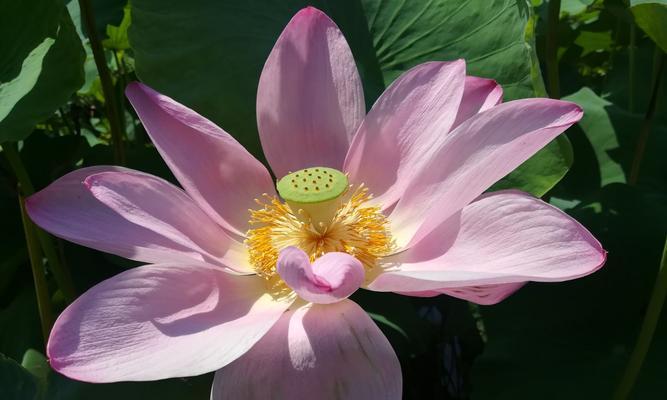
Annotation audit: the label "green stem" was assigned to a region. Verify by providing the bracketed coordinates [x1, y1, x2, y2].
[2, 143, 35, 194]
[2, 143, 77, 302]
[19, 193, 53, 348]
[629, 50, 664, 185]
[78, 0, 126, 165]
[112, 50, 128, 139]
[613, 236, 667, 400]
[545, 0, 561, 99]
[35, 230, 76, 302]
[629, 23, 636, 113]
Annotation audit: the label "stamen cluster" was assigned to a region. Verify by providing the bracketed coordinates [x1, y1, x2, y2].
[245, 186, 394, 291]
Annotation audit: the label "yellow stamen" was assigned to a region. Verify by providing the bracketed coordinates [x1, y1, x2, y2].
[245, 185, 395, 292]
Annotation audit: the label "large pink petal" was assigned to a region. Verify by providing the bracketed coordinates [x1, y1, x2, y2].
[344, 60, 466, 208]
[126, 82, 275, 237]
[47, 264, 292, 382]
[388, 98, 583, 248]
[211, 300, 401, 400]
[277, 247, 364, 304]
[400, 282, 526, 305]
[84, 170, 250, 272]
[451, 76, 503, 129]
[369, 190, 605, 294]
[26, 167, 245, 269]
[257, 7, 365, 177]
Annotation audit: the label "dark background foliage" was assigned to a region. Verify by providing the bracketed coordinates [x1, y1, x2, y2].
[1, 0, 665, 399]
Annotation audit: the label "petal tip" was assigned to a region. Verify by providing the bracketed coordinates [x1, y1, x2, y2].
[293, 6, 328, 23]
[124, 81, 144, 97]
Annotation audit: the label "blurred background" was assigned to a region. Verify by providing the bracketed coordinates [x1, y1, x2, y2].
[1, 0, 665, 399]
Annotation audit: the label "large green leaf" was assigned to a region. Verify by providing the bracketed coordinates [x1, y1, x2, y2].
[565, 88, 629, 186]
[0, 0, 85, 143]
[0, 39, 54, 122]
[364, 0, 573, 196]
[630, 0, 667, 52]
[131, 0, 570, 195]
[491, 135, 573, 196]
[363, 0, 540, 99]
[560, 87, 667, 196]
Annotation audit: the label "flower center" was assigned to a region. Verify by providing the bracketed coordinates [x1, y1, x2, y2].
[245, 167, 394, 292]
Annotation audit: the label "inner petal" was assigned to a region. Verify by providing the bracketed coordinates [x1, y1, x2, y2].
[276, 247, 364, 304]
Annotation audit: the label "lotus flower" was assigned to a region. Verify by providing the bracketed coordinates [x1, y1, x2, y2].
[26, 7, 605, 399]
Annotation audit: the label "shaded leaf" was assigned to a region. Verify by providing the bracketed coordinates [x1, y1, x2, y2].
[0, 353, 39, 400]
[491, 135, 573, 197]
[575, 30, 614, 56]
[364, 0, 541, 100]
[0, 39, 55, 122]
[0, 0, 85, 142]
[103, 3, 131, 51]
[562, 87, 667, 193]
[630, 1, 667, 52]
[21, 349, 48, 397]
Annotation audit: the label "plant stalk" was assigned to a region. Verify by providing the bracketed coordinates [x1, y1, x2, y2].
[613, 236, 667, 399]
[545, 0, 561, 99]
[19, 193, 53, 348]
[629, 50, 664, 185]
[629, 23, 636, 112]
[78, 0, 126, 165]
[2, 143, 77, 302]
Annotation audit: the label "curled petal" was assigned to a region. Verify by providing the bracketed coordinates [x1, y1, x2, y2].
[451, 76, 503, 129]
[211, 300, 402, 400]
[277, 247, 364, 304]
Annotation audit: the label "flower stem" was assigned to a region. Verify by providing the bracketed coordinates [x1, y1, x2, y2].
[2, 143, 34, 194]
[613, 236, 667, 400]
[629, 49, 664, 185]
[545, 0, 561, 99]
[2, 143, 77, 302]
[78, 0, 126, 165]
[19, 193, 53, 348]
[628, 23, 637, 113]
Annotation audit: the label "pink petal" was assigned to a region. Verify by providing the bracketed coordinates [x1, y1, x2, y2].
[126, 82, 275, 237]
[451, 76, 503, 129]
[84, 170, 250, 272]
[257, 7, 365, 177]
[211, 300, 401, 399]
[47, 263, 292, 382]
[26, 167, 246, 269]
[344, 60, 466, 208]
[388, 98, 583, 248]
[368, 190, 605, 294]
[400, 282, 526, 305]
[277, 247, 364, 304]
